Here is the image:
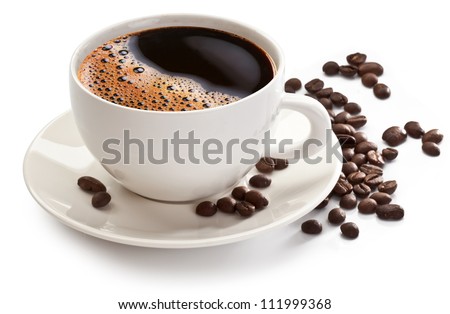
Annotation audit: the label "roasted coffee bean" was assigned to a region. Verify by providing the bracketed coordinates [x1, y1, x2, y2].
[273, 158, 289, 170]
[322, 61, 340, 75]
[342, 148, 355, 162]
[366, 150, 385, 167]
[334, 111, 351, 124]
[339, 65, 358, 77]
[301, 219, 322, 234]
[77, 176, 107, 192]
[358, 62, 384, 76]
[319, 98, 333, 109]
[330, 92, 348, 106]
[342, 162, 358, 176]
[347, 115, 367, 128]
[195, 201, 218, 217]
[358, 198, 377, 214]
[404, 121, 425, 139]
[231, 186, 249, 200]
[217, 197, 237, 213]
[255, 157, 275, 173]
[328, 207, 346, 224]
[316, 87, 334, 98]
[340, 222, 359, 239]
[364, 173, 384, 188]
[315, 195, 331, 209]
[422, 129, 443, 144]
[353, 183, 371, 197]
[378, 180, 397, 195]
[382, 148, 398, 161]
[422, 142, 440, 156]
[373, 83, 391, 99]
[347, 52, 367, 66]
[337, 134, 356, 148]
[355, 141, 378, 154]
[351, 153, 367, 167]
[361, 73, 378, 87]
[382, 126, 407, 146]
[354, 132, 368, 144]
[347, 171, 366, 184]
[249, 174, 271, 188]
[244, 190, 269, 209]
[235, 201, 256, 217]
[284, 78, 302, 93]
[91, 191, 111, 208]
[305, 78, 324, 93]
[333, 179, 353, 196]
[333, 123, 354, 135]
[344, 102, 361, 114]
[340, 193, 357, 209]
[359, 164, 383, 175]
[370, 192, 392, 205]
[376, 204, 404, 220]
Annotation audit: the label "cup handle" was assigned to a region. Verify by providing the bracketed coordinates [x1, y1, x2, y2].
[274, 93, 331, 159]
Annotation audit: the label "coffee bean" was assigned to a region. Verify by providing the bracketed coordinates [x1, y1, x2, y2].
[255, 157, 275, 173]
[273, 158, 289, 170]
[366, 150, 385, 167]
[235, 201, 256, 217]
[382, 126, 407, 146]
[404, 121, 425, 139]
[347, 115, 367, 128]
[319, 98, 333, 110]
[231, 186, 249, 200]
[364, 173, 384, 188]
[359, 164, 383, 175]
[315, 195, 331, 209]
[91, 191, 111, 208]
[316, 87, 334, 98]
[378, 180, 397, 194]
[333, 179, 353, 196]
[328, 207, 346, 224]
[342, 162, 358, 176]
[353, 183, 371, 197]
[244, 190, 269, 209]
[333, 123, 355, 135]
[373, 83, 391, 99]
[361, 73, 378, 87]
[358, 198, 377, 214]
[217, 197, 237, 213]
[340, 222, 359, 239]
[347, 52, 367, 66]
[355, 141, 378, 154]
[305, 78, 324, 93]
[195, 201, 217, 217]
[342, 148, 355, 162]
[339, 65, 358, 77]
[340, 193, 357, 209]
[249, 174, 272, 188]
[344, 102, 361, 114]
[382, 148, 398, 161]
[322, 61, 340, 75]
[330, 92, 348, 106]
[422, 129, 443, 144]
[376, 204, 404, 220]
[337, 134, 356, 148]
[422, 142, 440, 156]
[301, 219, 322, 234]
[334, 111, 351, 124]
[77, 176, 107, 192]
[351, 153, 367, 167]
[354, 132, 368, 144]
[358, 62, 384, 76]
[284, 78, 302, 93]
[347, 171, 366, 184]
[370, 192, 392, 205]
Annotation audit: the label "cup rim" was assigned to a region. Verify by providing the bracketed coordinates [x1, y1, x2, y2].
[70, 13, 285, 115]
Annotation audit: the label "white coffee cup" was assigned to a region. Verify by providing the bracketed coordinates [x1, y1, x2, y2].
[70, 14, 331, 201]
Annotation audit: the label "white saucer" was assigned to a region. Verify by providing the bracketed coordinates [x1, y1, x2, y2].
[23, 111, 341, 248]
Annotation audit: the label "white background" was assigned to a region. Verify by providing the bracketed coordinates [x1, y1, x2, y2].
[2, 0, 449, 313]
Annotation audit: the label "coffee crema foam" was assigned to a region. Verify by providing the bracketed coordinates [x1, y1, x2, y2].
[78, 34, 241, 111]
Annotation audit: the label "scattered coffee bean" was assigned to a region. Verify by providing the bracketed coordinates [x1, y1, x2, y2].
[333, 179, 353, 196]
[91, 191, 111, 208]
[347, 115, 367, 128]
[340, 193, 357, 209]
[339, 65, 358, 77]
[217, 197, 237, 213]
[347, 52, 367, 66]
[249, 174, 272, 188]
[351, 153, 367, 167]
[315, 195, 330, 209]
[305, 78, 324, 93]
[319, 98, 333, 109]
[404, 121, 425, 139]
[195, 201, 218, 217]
[358, 62, 384, 76]
[315, 87, 333, 99]
[382, 148, 398, 161]
[333, 123, 354, 135]
[378, 180, 397, 194]
[342, 162, 358, 176]
[284, 78, 302, 93]
[347, 171, 366, 184]
[255, 157, 275, 173]
[231, 186, 249, 200]
[358, 198, 377, 214]
[337, 134, 356, 148]
[353, 183, 371, 197]
[244, 190, 269, 209]
[354, 132, 368, 144]
[235, 201, 256, 217]
[373, 83, 391, 99]
[361, 73, 378, 87]
[366, 150, 385, 167]
[330, 92, 348, 106]
[334, 111, 351, 124]
[359, 163, 383, 176]
[344, 102, 361, 114]
[364, 173, 384, 188]
[342, 148, 355, 162]
[382, 126, 407, 146]
[273, 158, 289, 170]
[301, 219, 322, 234]
[355, 141, 378, 154]
[370, 192, 392, 205]
[322, 61, 340, 75]
[422, 129, 443, 144]
[340, 222, 359, 239]
[77, 176, 107, 192]
[328, 207, 346, 224]
[376, 204, 404, 220]
[422, 142, 440, 156]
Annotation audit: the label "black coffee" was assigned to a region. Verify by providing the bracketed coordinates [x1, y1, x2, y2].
[78, 27, 275, 111]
